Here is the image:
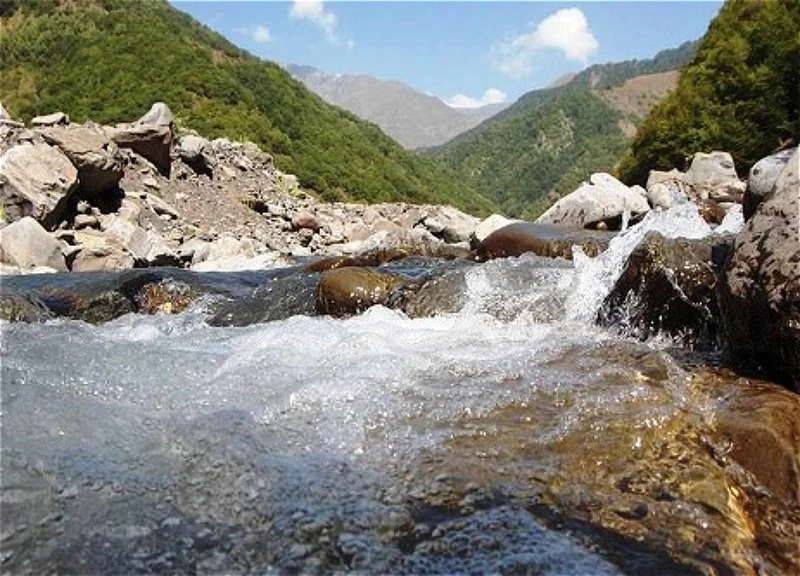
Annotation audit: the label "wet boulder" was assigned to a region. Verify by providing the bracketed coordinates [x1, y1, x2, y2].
[712, 378, 800, 505]
[721, 147, 800, 391]
[316, 266, 403, 317]
[0, 142, 79, 228]
[0, 216, 67, 272]
[39, 124, 123, 196]
[536, 173, 650, 230]
[0, 291, 53, 322]
[471, 214, 518, 248]
[597, 231, 727, 348]
[744, 148, 794, 220]
[476, 222, 612, 261]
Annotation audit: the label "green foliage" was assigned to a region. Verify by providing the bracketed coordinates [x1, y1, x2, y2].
[430, 42, 696, 218]
[0, 0, 495, 215]
[618, 0, 800, 185]
[433, 90, 628, 218]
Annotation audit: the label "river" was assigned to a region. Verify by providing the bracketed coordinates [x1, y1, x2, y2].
[2, 205, 799, 574]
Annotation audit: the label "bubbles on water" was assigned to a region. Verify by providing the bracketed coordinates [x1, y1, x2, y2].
[565, 203, 715, 322]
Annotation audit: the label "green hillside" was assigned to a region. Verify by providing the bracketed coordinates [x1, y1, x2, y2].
[618, 0, 800, 185]
[430, 42, 697, 219]
[0, 0, 496, 214]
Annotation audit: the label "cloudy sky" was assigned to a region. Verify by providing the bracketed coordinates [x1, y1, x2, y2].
[173, 1, 722, 108]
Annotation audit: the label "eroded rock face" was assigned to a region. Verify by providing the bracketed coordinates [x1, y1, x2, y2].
[536, 173, 650, 230]
[0, 217, 67, 272]
[721, 147, 800, 390]
[476, 222, 612, 261]
[40, 124, 124, 196]
[597, 231, 728, 349]
[0, 142, 79, 228]
[316, 266, 403, 317]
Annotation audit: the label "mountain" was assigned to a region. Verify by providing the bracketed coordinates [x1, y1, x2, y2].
[0, 0, 496, 215]
[428, 41, 698, 218]
[618, 0, 800, 185]
[286, 64, 510, 150]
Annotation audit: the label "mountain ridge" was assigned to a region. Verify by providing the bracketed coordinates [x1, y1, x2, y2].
[0, 0, 496, 214]
[428, 40, 698, 218]
[286, 64, 511, 150]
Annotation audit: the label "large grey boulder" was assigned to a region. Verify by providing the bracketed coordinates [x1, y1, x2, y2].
[31, 112, 69, 127]
[0, 142, 79, 228]
[0, 102, 9, 121]
[721, 147, 800, 391]
[136, 102, 174, 127]
[176, 134, 212, 175]
[684, 151, 745, 202]
[744, 148, 795, 220]
[40, 124, 123, 195]
[109, 124, 173, 176]
[645, 169, 688, 209]
[422, 205, 478, 244]
[0, 216, 67, 271]
[537, 173, 650, 229]
[71, 230, 135, 272]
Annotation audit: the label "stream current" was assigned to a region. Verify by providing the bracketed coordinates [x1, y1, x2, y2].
[3, 205, 799, 574]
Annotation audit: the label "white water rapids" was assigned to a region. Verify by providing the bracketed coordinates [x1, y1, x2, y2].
[0, 205, 745, 574]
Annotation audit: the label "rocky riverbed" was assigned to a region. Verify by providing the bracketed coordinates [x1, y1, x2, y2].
[1, 103, 799, 574]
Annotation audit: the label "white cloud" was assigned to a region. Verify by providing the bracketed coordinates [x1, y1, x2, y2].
[492, 8, 598, 79]
[445, 88, 508, 109]
[290, 0, 353, 48]
[252, 25, 272, 44]
[235, 24, 273, 44]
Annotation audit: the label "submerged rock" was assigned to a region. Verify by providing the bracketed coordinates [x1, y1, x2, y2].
[476, 222, 612, 261]
[721, 147, 800, 391]
[597, 231, 728, 349]
[0, 291, 53, 322]
[316, 266, 404, 317]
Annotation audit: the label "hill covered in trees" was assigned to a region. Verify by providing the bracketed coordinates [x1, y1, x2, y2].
[617, 0, 800, 185]
[429, 42, 697, 218]
[0, 0, 496, 214]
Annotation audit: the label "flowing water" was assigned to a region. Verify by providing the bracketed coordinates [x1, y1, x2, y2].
[2, 205, 799, 574]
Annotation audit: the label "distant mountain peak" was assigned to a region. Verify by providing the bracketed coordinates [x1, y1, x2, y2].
[285, 64, 511, 149]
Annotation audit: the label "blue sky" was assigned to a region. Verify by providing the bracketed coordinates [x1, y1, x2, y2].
[172, 1, 723, 107]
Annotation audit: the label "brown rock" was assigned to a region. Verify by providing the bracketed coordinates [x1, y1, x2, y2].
[476, 222, 612, 261]
[109, 124, 173, 176]
[316, 266, 403, 317]
[721, 147, 800, 390]
[292, 210, 320, 231]
[597, 231, 727, 348]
